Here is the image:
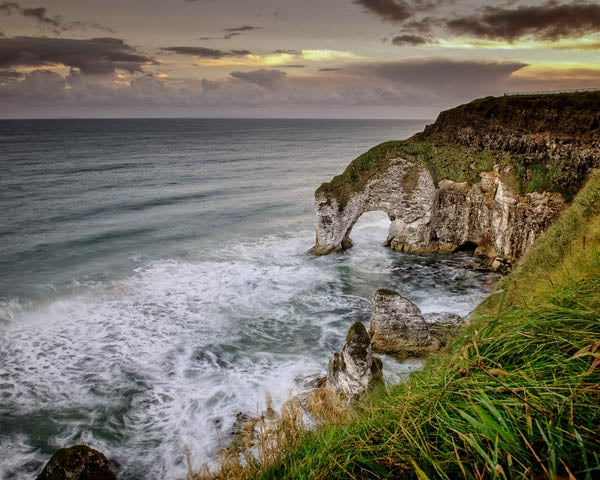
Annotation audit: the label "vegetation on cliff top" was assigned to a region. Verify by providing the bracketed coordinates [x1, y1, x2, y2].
[203, 170, 600, 479]
[430, 91, 600, 137]
[317, 92, 600, 208]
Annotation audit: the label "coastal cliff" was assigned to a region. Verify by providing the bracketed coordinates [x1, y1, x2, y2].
[313, 92, 600, 264]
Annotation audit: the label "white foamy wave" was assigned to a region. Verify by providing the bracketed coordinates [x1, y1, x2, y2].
[0, 229, 495, 479]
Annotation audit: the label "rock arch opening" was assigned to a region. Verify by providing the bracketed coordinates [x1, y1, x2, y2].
[348, 211, 392, 249]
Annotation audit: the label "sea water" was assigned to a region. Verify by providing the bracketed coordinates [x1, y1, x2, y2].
[0, 119, 498, 479]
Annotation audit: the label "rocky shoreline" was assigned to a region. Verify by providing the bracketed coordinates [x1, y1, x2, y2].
[33, 92, 600, 479]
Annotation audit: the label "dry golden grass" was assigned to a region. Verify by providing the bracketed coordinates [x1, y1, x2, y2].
[190, 383, 354, 480]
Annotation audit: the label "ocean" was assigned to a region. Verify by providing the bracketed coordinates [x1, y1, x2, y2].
[0, 119, 498, 479]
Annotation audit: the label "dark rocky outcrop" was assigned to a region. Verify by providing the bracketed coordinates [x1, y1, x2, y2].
[326, 322, 384, 401]
[36, 445, 117, 480]
[368, 289, 464, 359]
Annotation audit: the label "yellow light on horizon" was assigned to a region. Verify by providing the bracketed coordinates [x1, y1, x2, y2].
[301, 49, 357, 61]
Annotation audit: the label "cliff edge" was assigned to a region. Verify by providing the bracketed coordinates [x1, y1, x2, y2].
[312, 92, 600, 265]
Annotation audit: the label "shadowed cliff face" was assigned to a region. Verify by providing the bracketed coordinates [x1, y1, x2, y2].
[313, 92, 599, 263]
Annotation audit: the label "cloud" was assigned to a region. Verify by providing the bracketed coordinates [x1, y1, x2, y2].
[0, 36, 153, 74]
[359, 57, 526, 85]
[446, 1, 600, 42]
[19, 68, 66, 95]
[3, 56, 599, 117]
[223, 25, 261, 33]
[391, 34, 430, 46]
[162, 46, 251, 58]
[353, 0, 414, 22]
[0, 68, 21, 83]
[230, 69, 288, 91]
[0, 1, 114, 34]
[200, 25, 261, 40]
[301, 49, 358, 61]
[272, 49, 300, 55]
[201, 78, 220, 91]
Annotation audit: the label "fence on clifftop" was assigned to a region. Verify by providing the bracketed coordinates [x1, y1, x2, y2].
[504, 87, 600, 96]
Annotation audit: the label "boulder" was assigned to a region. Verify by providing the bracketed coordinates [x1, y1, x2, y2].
[36, 445, 117, 480]
[326, 322, 384, 401]
[423, 312, 464, 347]
[369, 289, 464, 359]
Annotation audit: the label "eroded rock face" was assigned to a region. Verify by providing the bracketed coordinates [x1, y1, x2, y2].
[326, 321, 384, 400]
[369, 289, 464, 359]
[432, 170, 564, 260]
[36, 445, 117, 480]
[312, 159, 436, 255]
[313, 160, 564, 264]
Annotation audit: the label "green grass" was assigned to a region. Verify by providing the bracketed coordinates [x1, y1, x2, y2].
[434, 92, 600, 136]
[315, 139, 508, 209]
[254, 170, 600, 480]
[317, 93, 599, 209]
[316, 136, 576, 209]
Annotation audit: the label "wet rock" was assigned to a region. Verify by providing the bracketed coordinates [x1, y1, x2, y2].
[230, 411, 256, 438]
[369, 289, 465, 359]
[491, 257, 512, 273]
[326, 322, 384, 401]
[36, 445, 117, 480]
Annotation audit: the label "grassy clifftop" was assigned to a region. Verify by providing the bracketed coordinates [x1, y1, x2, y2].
[256, 169, 600, 480]
[317, 92, 600, 208]
[427, 91, 600, 137]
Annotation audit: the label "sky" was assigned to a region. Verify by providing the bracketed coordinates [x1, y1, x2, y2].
[1, 0, 599, 118]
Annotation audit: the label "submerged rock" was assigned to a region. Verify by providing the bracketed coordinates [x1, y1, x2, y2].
[369, 289, 464, 359]
[36, 445, 117, 480]
[326, 322, 384, 401]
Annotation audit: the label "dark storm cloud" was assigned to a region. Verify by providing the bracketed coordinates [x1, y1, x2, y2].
[162, 46, 251, 58]
[0, 1, 114, 34]
[353, 0, 414, 22]
[319, 67, 343, 72]
[230, 69, 288, 91]
[446, 1, 600, 42]
[391, 34, 430, 46]
[0, 36, 153, 74]
[279, 64, 305, 68]
[353, 0, 450, 23]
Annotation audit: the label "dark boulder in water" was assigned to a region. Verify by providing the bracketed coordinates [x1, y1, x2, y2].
[36, 445, 117, 480]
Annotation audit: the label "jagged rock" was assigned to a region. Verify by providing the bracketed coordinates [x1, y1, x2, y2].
[310, 94, 600, 262]
[369, 289, 464, 358]
[313, 162, 564, 262]
[36, 445, 117, 480]
[326, 322, 384, 400]
[312, 159, 436, 255]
